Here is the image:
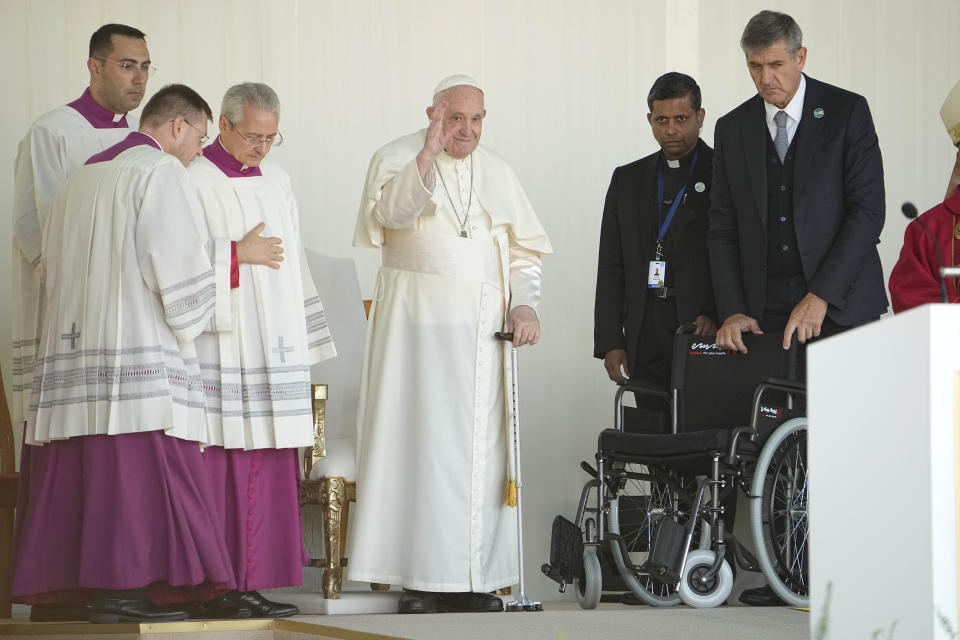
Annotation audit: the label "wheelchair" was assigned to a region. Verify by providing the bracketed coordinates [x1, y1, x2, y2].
[543, 329, 809, 609]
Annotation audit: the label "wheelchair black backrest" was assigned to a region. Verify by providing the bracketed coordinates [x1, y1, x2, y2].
[670, 332, 799, 433]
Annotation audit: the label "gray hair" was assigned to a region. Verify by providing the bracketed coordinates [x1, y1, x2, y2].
[740, 10, 803, 56]
[221, 82, 280, 125]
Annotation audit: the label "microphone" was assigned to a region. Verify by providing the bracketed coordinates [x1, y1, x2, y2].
[901, 201, 948, 303]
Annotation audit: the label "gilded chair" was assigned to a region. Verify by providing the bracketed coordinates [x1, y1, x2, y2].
[1, 366, 18, 618]
[300, 251, 382, 599]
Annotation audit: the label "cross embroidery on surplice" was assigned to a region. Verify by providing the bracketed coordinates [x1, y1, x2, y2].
[61, 322, 81, 350]
[273, 336, 294, 363]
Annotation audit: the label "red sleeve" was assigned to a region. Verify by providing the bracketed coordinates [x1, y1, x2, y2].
[230, 241, 239, 289]
[888, 211, 958, 312]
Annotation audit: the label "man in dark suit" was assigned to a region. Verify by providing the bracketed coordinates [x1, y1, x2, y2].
[709, 10, 887, 357]
[595, 72, 716, 389]
[708, 10, 887, 607]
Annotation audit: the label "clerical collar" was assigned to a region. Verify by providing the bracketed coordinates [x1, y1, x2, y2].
[660, 143, 698, 170]
[67, 89, 129, 129]
[203, 136, 263, 178]
[85, 131, 160, 165]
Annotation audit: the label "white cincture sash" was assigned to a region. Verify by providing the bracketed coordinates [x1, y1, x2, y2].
[381, 228, 504, 291]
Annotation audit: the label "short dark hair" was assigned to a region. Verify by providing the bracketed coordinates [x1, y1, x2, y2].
[141, 84, 212, 127]
[647, 72, 701, 112]
[740, 10, 803, 55]
[89, 24, 147, 59]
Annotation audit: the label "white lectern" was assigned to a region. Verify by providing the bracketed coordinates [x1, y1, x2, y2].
[809, 304, 960, 639]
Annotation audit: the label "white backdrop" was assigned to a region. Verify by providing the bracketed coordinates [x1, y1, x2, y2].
[2, 0, 959, 602]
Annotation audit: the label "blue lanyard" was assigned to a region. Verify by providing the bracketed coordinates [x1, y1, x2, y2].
[655, 150, 699, 249]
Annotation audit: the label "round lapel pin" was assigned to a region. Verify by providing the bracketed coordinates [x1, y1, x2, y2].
[694, 181, 706, 193]
[813, 107, 824, 119]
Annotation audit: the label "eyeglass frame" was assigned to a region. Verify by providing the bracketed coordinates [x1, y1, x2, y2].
[95, 57, 157, 75]
[169, 118, 209, 145]
[227, 120, 284, 148]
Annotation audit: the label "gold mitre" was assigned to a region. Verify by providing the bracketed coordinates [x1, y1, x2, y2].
[941, 78, 960, 146]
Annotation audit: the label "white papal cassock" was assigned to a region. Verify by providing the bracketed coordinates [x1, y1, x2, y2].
[12, 90, 136, 425]
[27, 134, 229, 446]
[348, 131, 552, 592]
[188, 148, 337, 450]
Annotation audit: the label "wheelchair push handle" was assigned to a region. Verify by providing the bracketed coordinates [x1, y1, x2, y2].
[495, 331, 514, 342]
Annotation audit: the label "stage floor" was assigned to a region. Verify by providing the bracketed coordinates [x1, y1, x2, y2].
[0, 601, 809, 640]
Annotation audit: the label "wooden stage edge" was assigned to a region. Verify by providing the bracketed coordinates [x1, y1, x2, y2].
[0, 617, 405, 639]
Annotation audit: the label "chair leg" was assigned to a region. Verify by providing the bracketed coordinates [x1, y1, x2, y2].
[0, 506, 13, 618]
[320, 476, 349, 600]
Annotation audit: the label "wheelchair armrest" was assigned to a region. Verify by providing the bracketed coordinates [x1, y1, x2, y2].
[617, 379, 669, 395]
[759, 376, 806, 393]
[615, 381, 670, 431]
[737, 377, 806, 454]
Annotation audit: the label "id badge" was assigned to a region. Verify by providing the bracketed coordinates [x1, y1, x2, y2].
[647, 261, 666, 288]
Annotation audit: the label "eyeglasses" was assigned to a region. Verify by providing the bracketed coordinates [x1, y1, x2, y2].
[96, 57, 156, 75]
[170, 118, 209, 145]
[230, 123, 284, 148]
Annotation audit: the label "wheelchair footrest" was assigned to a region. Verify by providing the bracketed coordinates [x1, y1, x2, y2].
[544, 515, 584, 587]
[641, 516, 686, 585]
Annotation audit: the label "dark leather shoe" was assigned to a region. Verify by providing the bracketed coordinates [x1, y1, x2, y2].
[739, 585, 786, 607]
[398, 589, 440, 614]
[229, 591, 298, 618]
[619, 591, 643, 606]
[183, 593, 252, 619]
[29, 603, 92, 622]
[90, 589, 189, 623]
[439, 592, 504, 613]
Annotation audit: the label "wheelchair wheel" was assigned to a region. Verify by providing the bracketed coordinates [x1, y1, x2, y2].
[677, 549, 733, 608]
[607, 465, 691, 606]
[575, 546, 602, 609]
[749, 417, 809, 608]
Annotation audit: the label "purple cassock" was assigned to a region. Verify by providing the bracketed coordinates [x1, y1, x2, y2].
[199, 137, 307, 592]
[11, 134, 235, 606]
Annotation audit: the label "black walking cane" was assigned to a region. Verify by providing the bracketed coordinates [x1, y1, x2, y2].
[495, 331, 543, 612]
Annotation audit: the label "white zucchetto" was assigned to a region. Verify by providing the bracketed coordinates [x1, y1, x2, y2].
[433, 74, 483, 99]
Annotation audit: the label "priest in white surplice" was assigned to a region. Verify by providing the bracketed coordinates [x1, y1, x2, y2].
[188, 82, 336, 619]
[349, 75, 552, 614]
[11, 24, 150, 443]
[12, 85, 281, 624]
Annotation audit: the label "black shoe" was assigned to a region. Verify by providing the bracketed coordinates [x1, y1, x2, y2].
[738, 585, 786, 607]
[439, 592, 504, 613]
[398, 589, 440, 614]
[29, 603, 92, 622]
[90, 589, 189, 623]
[228, 591, 298, 618]
[619, 592, 643, 606]
[183, 593, 253, 620]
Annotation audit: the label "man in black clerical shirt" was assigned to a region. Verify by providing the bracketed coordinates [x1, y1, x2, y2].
[594, 72, 717, 389]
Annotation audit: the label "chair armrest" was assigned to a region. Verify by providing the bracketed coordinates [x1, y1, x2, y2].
[759, 376, 806, 392]
[615, 381, 670, 432]
[744, 378, 806, 441]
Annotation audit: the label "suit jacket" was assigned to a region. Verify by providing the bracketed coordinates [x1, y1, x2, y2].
[594, 138, 715, 373]
[707, 75, 888, 326]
